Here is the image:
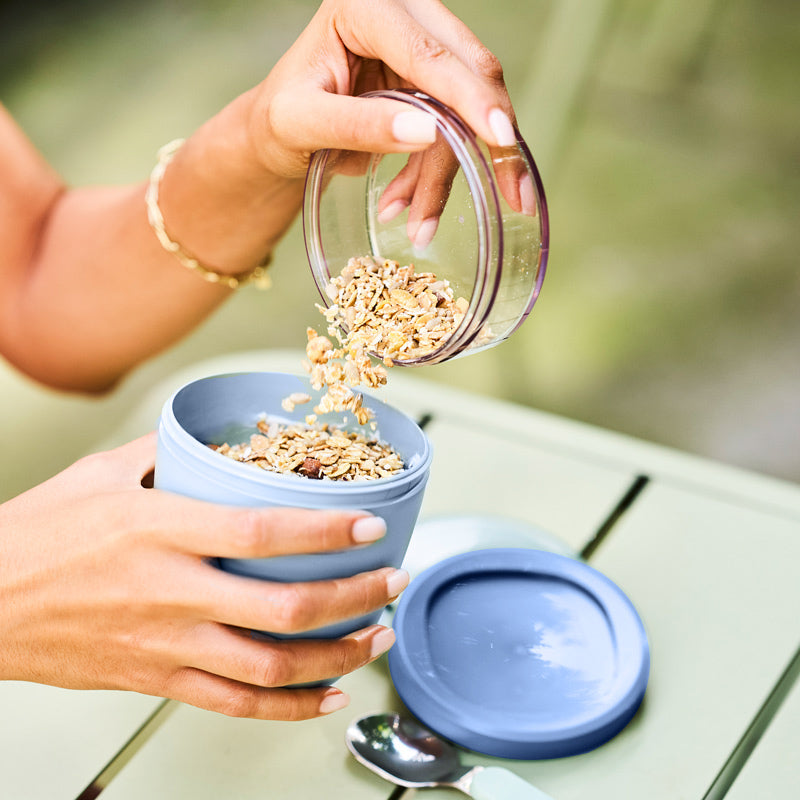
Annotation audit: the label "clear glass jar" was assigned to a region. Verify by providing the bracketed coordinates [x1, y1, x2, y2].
[302, 89, 549, 366]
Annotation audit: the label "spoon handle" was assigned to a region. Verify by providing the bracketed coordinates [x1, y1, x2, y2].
[469, 766, 555, 800]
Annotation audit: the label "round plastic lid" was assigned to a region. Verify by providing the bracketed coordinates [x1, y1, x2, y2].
[388, 548, 650, 760]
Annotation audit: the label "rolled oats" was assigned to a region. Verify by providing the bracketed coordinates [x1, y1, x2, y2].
[213, 416, 404, 482]
[217, 255, 476, 482]
[302, 255, 476, 422]
[280, 391, 312, 413]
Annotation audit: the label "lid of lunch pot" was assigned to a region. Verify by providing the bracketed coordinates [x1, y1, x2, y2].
[388, 548, 650, 759]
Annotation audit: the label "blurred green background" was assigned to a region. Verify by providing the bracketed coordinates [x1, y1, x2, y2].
[1, 0, 799, 503]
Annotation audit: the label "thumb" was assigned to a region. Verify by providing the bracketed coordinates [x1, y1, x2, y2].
[271, 90, 438, 155]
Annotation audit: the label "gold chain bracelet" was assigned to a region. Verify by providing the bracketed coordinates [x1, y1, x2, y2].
[145, 138, 272, 290]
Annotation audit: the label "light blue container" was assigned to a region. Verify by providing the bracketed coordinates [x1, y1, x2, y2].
[154, 371, 432, 640]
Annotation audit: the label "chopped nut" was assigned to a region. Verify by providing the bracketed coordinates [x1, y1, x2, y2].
[298, 457, 323, 479]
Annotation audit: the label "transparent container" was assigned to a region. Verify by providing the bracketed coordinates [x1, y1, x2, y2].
[303, 89, 549, 366]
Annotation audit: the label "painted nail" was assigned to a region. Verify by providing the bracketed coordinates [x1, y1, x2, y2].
[386, 568, 410, 599]
[319, 690, 350, 715]
[519, 172, 536, 216]
[369, 627, 397, 659]
[393, 111, 437, 145]
[377, 199, 409, 224]
[352, 516, 387, 543]
[411, 217, 439, 251]
[488, 108, 517, 147]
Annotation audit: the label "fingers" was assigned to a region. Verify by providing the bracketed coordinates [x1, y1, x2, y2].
[161, 668, 351, 721]
[377, 152, 422, 223]
[269, 0, 517, 155]
[270, 91, 437, 155]
[182, 623, 395, 691]
[140, 494, 387, 558]
[490, 147, 538, 217]
[61, 433, 157, 494]
[116, 432, 158, 479]
[377, 140, 538, 256]
[195, 564, 409, 635]
[336, 0, 517, 147]
[406, 142, 459, 249]
[154, 622, 397, 721]
[404, 0, 507, 86]
[377, 144, 459, 250]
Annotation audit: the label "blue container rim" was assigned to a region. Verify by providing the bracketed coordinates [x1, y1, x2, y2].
[159, 371, 433, 499]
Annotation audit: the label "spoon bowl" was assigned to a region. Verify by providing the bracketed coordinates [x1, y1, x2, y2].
[345, 712, 555, 799]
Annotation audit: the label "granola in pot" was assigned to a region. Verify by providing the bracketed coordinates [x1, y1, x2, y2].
[211, 416, 404, 481]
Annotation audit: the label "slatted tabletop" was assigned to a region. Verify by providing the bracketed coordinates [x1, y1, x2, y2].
[4, 350, 798, 800]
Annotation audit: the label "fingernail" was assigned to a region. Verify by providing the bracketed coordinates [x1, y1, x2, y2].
[319, 690, 350, 715]
[352, 516, 387, 543]
[386, 568, 410, 598]
[369, 627, 396, 659]
[411, 217, 439, 251]
[519, 172, 536, 216]
[377, 199, 409, 224]
[393, 111, 437, 145]
[488, 108, 516, 147]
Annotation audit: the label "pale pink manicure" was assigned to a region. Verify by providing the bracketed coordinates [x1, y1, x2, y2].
[377, 199, 409, 224]
[393, 111, 437, 145]
[488, 108, 517, 147]
[369, 627, 396, 659]
[319, 690, 350, 715]
[519, 173, 536, 216]
[411, 217, 439, 251]
[352, 516, 387, 543]
[386, 568, 410, 598]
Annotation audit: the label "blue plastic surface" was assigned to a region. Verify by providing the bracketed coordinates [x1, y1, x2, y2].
[388, 548, 650, 759]
[155, 371, 432, 640]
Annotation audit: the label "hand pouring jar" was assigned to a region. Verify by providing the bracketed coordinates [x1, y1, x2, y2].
[154, 371, 432, 643]
[303, 89, 549, 365]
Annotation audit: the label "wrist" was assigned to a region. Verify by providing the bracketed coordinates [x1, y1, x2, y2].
[154, 94, 304, 280]
[146, 139, 273, 290]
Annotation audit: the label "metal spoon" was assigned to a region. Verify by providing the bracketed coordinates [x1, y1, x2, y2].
[345, 712, 555, 799]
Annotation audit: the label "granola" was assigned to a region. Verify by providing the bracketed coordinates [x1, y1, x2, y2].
[212, 416, 404, 481]
[303, 255, 473, 423]
[213, 256, 470, 482]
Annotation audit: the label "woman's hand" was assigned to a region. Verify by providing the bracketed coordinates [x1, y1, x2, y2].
[0, 433, 407, 720]
[238, 0, 531, 251]
[247, 0, 518, 178]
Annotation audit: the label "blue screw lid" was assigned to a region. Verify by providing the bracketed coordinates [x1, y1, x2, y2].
[388, 548, 650, 760]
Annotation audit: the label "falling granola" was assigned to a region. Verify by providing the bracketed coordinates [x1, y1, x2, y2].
[302, 255, 474, 423]
[212, 255, 471, 482]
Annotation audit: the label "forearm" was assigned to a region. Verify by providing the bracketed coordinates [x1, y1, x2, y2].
[0, 0, 521, 393]
[0, 91, 304, 392]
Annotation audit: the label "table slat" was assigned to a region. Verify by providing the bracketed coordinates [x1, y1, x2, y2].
[419, 417, 636, 553]
[99, 660, 405, 800]
[724, 653, 800, 799]
[0, 683, 161, 800]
